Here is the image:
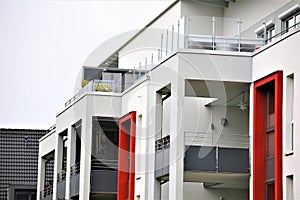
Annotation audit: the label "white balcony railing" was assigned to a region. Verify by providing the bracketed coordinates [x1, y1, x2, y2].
[185, 131, 249, 149]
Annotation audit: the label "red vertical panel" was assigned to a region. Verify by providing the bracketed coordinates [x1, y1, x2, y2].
[117, 111, 136, 200]
[253, 87, 267, 200]
[274, 72, 283, 200]
[118, 126, 129, 200]
[129, 112, 136, 200]
[253, 71, 283, 200]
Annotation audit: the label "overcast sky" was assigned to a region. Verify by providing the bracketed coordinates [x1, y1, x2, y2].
[0, 0, 172, 129]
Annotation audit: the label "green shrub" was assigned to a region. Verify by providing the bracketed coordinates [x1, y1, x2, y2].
[96, 83, 112, 92]
[81, 80, 90, 88]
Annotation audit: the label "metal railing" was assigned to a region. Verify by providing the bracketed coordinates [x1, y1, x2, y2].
[57, 170, 66, 182]
[265, 21, 300, 44]
[185, 131, 249, 149]
[70, 163, 80, 177]
[91, 158, 118, 171]
[155, 135, 170, 151]
[40, 185, 53, 200]
[65, 69, 148, 107]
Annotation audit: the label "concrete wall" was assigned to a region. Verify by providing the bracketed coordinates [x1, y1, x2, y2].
[178, 51, 252, 82]
[161, 182, 249, 200]
[118, 1, 181, 70]
[251, 30, 300, 200]
[223, 0, 289, 36]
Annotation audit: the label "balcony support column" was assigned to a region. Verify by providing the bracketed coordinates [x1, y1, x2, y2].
[79, 116, 93, 200]
[169, 76, 184, 200]
[53, 130, 64, 199]
[65, 126, 76, 199]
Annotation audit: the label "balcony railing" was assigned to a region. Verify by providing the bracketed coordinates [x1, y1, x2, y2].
[40, 185, 53, 200]
[185, 131, 249, 149]
[184, 132, 249, 174]
[57, 170, 66, 199]
[90, 159, 118, 193]
[155, 135, 170, 179]
[65, 68, 148, 107]
[91, 158, 118, 171]
[70, 163, 80, 198]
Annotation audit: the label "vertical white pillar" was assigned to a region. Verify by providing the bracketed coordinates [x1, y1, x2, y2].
[79, 116, 92, 200]
[37, 156, 45, 200]
[53, 133, 63, 199]
[65, 126, 75, 199]
[169, 78, 184, 200]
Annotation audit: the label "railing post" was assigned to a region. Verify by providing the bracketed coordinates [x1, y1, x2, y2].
[184, 15, 189, 49]
[216, 146, 219, 173]
[166, 29, 169, 56]
[171, 25, 174, 52]
[151, 53, 154, 66]
[237, 18, 242, 52]
[145, 57, 147, 71]
[160, 33, 163, 59]
[177, 20, 180, 49]
[212, 16, 216, 50]
[139, 62, 141, 78]
[263, 19, 267, 44]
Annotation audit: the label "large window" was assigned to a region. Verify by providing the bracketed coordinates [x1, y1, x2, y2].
[286, 74, 294, 153]
[282, 12, 300, 33]
[257, 26, 275, 43]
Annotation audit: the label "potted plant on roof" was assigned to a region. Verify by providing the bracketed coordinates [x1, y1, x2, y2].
[96, 83, 113, 92]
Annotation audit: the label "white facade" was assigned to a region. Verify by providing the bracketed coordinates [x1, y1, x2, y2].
[38, 0, 300, 200]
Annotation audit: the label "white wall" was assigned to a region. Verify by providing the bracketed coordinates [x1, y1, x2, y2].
[119, 1, 181, 70]
[160, 182, 249, 200]
[223, 0, 289, 36]
[178, 51, 252, 82]
[251, 30, 300, 200]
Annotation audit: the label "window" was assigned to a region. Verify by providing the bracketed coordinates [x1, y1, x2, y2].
[266, 182, 275, 200]
[278, 5, 300, 33]
[282, 12, 300, 33]
[286, 175, 294, 200]
[255, 21, 275, 43]
[258, 26, 275, 43]
[286, 74, 294, 153]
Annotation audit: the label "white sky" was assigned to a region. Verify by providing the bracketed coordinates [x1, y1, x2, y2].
[0, 0, 172, 129]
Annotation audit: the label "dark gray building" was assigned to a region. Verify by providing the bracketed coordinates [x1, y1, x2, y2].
[0, 128, 47, 200]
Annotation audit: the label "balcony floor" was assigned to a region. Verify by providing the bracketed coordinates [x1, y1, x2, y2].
[184, 171, 249, 189]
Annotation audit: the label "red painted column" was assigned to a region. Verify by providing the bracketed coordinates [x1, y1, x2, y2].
[274, 72, 283, 200]
[117, 111, 136, 200]
[253, 88, 267, 200]
[253, 71, 283, 200]
[129, 111, 136, 200]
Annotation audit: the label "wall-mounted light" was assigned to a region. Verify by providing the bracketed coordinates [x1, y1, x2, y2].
[238, 91, 248, 111]
[220, 118, 227, 126]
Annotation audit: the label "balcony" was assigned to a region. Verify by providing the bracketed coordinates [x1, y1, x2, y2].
[56, 170, 66, 199]
[40, 185, 53, 200]
[65, 67, 148, 107]
[70, 163, 80, 198]
[90, 159, 118, 199]
[184, 132, 249, 188]
[155, 135, 170, 179]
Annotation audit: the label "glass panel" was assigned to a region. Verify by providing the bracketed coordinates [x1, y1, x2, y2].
[267, 90, 275, 128]
[287, 17, 295, 31]
[267, 182, 275, 200]
[296, 14, 300, 28]
[267, 131, 275, 158]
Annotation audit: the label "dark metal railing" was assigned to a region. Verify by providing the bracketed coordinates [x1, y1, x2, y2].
[40, 185, 53, 199]
[91, 158, 118, 171]
[265, 21, 300, 44]
[57, 170, 66, 182]
[70, 163, 80, 177]
[155, 135, 170, 151]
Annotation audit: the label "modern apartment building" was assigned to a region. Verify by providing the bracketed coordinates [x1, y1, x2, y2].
[0, 128, 46, 200]
[37, 0, 300, 199]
